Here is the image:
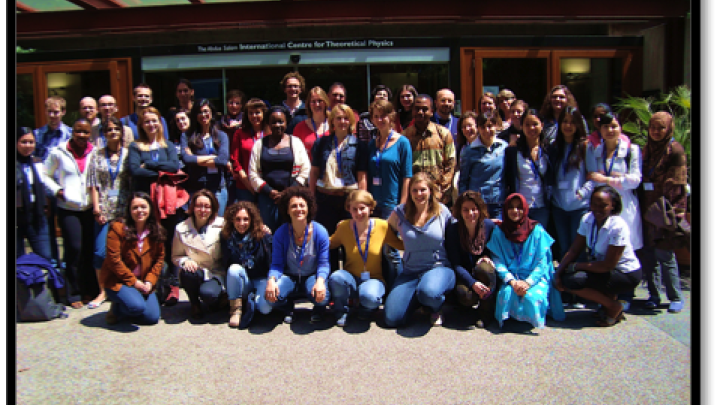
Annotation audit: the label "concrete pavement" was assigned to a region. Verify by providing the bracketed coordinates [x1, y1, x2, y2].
[16, 281, 691, 404]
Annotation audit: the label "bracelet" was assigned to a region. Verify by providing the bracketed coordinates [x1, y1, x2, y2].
[566, 263, 577, 274]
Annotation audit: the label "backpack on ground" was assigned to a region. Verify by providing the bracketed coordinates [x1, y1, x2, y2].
[16, 253, 68, 322]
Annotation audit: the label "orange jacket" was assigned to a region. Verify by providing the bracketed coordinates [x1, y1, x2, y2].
[151, 170, 190, 219]
[99, 221, 165, 292]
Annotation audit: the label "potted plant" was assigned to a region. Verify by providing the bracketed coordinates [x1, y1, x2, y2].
[613, 85, 692, 268]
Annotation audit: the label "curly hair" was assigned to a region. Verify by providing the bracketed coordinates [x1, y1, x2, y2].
[280, 71, 306, 94]
[121, 192, 166, 243]
[277, 186, 317, 223]
[539, 85, 578, 121]
[457, 111, 478, 152]
[452, 191, 489, 253]
[221, 201, 266, 240]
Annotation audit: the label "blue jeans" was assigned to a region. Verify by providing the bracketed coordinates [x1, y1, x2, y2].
[234, 188, 257, 204]
[551, 206, 586, 258]
[384, 266, 456, 327]
[93, 221, 111, 269]
[105, 285, 160, 325]
[529, 206, 550, 231]
[258, 192, 281, 233]
[17, 206, 53, 262]
[268, 275, 331, 310]
[216, 187, 228, 217]
[375, 205, 403, 288]
[329, 269, 385, 316]
[226, 264, 271, 314]
[641, 246, 682, 302]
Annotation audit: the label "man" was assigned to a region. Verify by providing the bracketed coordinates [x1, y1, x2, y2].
[92, 95, 134, 148]
[79, 97, 100, 128]
[403, 94, 456, 205]
[431, 89, 458, 143]
[280, 72, 307, 134]
[328, 82, 360, 123]
[33, 96, 73, 270]
[120, 83, 169, 140]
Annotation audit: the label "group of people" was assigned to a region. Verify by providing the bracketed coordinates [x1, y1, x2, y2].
[17, 72, 689, 331]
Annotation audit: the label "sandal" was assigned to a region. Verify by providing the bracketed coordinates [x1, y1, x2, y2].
[596, 309, 625, 327]
[70, 301, 84, 309]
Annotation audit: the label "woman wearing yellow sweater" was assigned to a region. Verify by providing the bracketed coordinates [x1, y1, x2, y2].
[328, 190, 404, 326]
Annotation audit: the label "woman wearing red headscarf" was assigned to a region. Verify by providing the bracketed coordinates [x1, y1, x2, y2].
[486, 193, 564, 329]
[638, 112, 688, 313]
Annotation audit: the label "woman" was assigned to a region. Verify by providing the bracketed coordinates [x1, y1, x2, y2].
[357, 85, 393, 142]
[182, 98, 231, 215]
[366, 99, 413, 287]
[100, 192, 166, 325]
[230, 98, 268, 203]
[16, 127, 52, 262]
[478, 92, 497, 116]
[498, 99, 527, 147]
[638, 112, 688, 312]
[310, 103, 369, 236]
[248, 106, 311, 232]
[264, 187, 331, 324]
[86, 117, 132, 309]
[164, 78, 195, 131]
[128, 106, 182, 305]
[217, 89, 246, 206]
[587, 103, 631, 149]
[292, 86, 330, 160]
[221, 201, 273, 328]
[172, 111, 190, 165]
[538, 85, 586, 146]
[385, 173, 456, 327]
[546, 107, 593, 258]
[496, 89, 516, 130]
[445, 191, 497, 328]
[555, 186, 642, 326]
[171, 190, 226, 318]
[395, 84, 417, 131]
[586, 112, 643, 252]
[503, 109, 550, 229]
[458, 110, 508, 219]
[486, 193, 564, 329]
[328, 190, 404, 326]
[44, 118, 97, 308]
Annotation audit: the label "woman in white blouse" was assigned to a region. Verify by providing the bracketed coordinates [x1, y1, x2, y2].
[555, 186, 642, 327]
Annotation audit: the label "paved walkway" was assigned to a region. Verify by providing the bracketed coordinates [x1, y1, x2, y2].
[16, 280, 691, 404]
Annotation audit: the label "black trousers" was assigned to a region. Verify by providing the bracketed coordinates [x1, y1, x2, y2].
[179, 269, 223, 307]
[57, 207, 97, 302]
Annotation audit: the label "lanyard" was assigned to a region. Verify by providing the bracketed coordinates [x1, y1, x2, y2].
[511, 242, 523, 265]
[151, 149, 159, 162]
[374, 131, 393, 172]
[98, 127, 106, 147]
[529, 147, 542, 180]
[311, 119, 326, 135]
[561, 145, 572, 175]
[333, 135, 343, 171]
[105, 148, 123, 184]
[603, 144, 618, 175]
[589, 218, 599, 258]
[291, 224, 310, 268]
[353, 220, 373, 268]
[255, 130, 264, 142]
[204, 136, 216, 155]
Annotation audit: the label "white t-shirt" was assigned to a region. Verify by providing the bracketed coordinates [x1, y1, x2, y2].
[577, 212, 641, 273]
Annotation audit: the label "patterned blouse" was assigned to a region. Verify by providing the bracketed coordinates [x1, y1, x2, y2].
[86, 147, 131, 221]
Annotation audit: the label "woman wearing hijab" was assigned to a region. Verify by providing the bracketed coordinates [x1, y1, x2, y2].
[16, 127, 52, 262]
[638, 112, 688, 313]
[486, 193, 564, 329]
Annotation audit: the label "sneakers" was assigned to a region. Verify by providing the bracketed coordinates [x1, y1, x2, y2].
[430, 311, 443, 327]
[668, 300, 684, 313]
[644, 297, 660, 309]
[283, 312, 294, 324]
[165, 286, 180, 306]
[619, 300, 631, 312]
[570, 302, 586, 309]
[336, 313, 348, 327]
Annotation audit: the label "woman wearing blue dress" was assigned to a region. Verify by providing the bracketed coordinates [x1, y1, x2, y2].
[487, 193, 565, 329]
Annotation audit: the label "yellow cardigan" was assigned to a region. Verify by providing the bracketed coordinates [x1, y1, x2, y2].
[329, 219, 404, 283]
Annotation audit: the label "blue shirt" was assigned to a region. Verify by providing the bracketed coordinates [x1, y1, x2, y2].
[550, 143, 593, 211]
[458, 137, 507, 204]
[367, 132, 412, 210]
[33, 123, 72, 162]
[393, 203, 453, 275]
[431, 113, 458, 143]
[180, 131, 229, 193]
[269, 222, 330, 280]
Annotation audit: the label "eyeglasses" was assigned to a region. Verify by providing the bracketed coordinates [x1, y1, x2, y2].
[331, 93, 346, 98]
[286, 84, 300, 89]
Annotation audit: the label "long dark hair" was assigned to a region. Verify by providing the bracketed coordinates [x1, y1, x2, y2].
[240, 98, 269, 133]
[188, 98, 220, 153]
[121, 192, 166, 243]
[188, 189, 220, 224]
[554, 106, 587, 169]
[517, 109, 545, 159]
[539, 85, 578, 121]
[221, 201, 266, 240]
[452, 191, 488, 254]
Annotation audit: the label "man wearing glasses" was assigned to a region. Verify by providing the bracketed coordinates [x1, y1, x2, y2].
[280, 72, 308, 134]
[328, 82, 360, 125]
[91, 95, 134, 148]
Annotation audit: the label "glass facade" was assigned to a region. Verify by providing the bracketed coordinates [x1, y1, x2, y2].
[17, 74, 35, 129]
[47, 70, 111, 126]
[561, 58, 623, 118]
[482, 58, 547, 111]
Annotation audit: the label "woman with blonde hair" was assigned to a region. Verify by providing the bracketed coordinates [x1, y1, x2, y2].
[293, 86, 331, 160]
[385, 172, 456, 327]
[328, 190, 404, 326]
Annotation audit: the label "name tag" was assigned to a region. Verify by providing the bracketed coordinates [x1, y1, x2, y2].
[529, 184, 541, 194]
[558, 181, 569, 190]
[361, 271, 370, 281]
[207, 167, 218, 174]
[373, 177, 381, 186]
[107, 189, 119, 197]
[643, 182, 654, 191]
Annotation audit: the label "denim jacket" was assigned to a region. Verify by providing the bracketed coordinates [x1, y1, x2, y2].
[458, 137, 507, 205]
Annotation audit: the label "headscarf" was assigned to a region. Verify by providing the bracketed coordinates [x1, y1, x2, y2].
[499, 193, 537, 244]
[642, 112, 675, 180]
[16, 127, 46, 228]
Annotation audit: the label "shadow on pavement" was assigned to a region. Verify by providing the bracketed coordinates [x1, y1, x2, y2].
[79, 312, 140, 333]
